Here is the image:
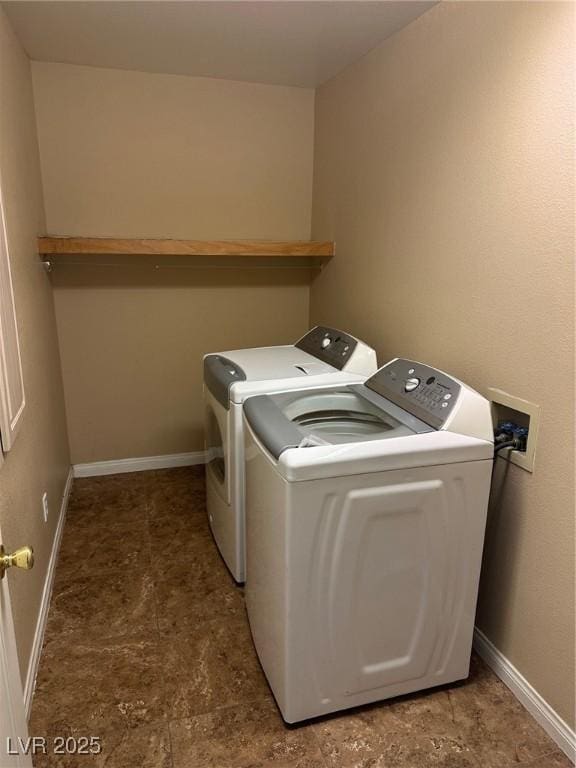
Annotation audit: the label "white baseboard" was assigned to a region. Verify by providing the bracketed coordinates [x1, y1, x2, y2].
[24, 466, 73, 720]
[473, 627, 575, 763]
[73, 451, 206, 478]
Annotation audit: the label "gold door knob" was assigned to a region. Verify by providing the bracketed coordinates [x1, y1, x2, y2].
[0, 545, 34, 580]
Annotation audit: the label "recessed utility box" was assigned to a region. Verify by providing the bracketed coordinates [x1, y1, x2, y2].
[488, 388, 540, 473]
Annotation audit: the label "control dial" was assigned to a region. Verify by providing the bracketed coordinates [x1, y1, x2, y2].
[321, 337, 332, 349]
[404, 377, 420, 392]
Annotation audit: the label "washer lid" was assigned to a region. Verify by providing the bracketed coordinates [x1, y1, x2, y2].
[243, 384, 433, 461]
[277, 430, 493, 482]
[243, 377, 493, 479]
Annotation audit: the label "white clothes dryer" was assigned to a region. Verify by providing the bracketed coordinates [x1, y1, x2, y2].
[243, 358, 493, 722]
[203, 326, 377, 582]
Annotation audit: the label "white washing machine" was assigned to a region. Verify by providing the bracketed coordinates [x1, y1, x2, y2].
[243, 358, 494, 723]
[203, 326, 377, 582]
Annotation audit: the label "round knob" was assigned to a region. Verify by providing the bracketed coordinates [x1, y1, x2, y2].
[321, 337, 331, 349]
[404, 377, 420, 392]
[0, 544, 34, 580]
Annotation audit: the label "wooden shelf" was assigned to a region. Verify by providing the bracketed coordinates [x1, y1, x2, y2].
[38, 236, 334, 259]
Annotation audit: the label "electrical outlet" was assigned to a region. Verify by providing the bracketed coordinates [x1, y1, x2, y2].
[41, 492, 49, 522]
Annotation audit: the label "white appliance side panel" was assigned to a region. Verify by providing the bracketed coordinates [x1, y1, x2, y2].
[204, 388, 231, 503]
[330, 480, 446, 690]
[245, 424, 289, 711]
[443, 384, 494, 443]
[229, 402, 246, 582]
[285, 461, 492, 722]
[203, 398, 246, 582]
[204, 388, 247, 580]
[205, 472, 240, 581]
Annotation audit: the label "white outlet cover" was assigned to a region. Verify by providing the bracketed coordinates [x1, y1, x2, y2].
[41, 492, 49, 522]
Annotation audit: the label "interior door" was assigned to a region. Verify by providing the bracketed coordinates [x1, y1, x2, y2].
[0, 513, 32, 767]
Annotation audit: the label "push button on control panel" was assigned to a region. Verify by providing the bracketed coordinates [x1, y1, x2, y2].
[404, 377, 420, 392]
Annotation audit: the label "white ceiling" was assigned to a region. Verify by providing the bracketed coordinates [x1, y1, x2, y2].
[3, 1, 435, 88]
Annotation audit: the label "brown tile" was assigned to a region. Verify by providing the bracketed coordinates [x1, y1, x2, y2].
[154, 546, 245, 632]
[523, 748, 575, 767]
[29, 722, 172, 768]
[381, 689, 462, 739]
[312, 709, 392, 768]
[145, 466, 207, 516]
[146, 467, 209, 566]
[30, 633, 168, 733]
[314, 689, 488, 768]
[146, 465, 206, 487]
[155, 577, 244, 633]
[149, 491, 207, 523]
[149, 510, 212, 552]
[161, 618, 271, 719]
[68, 473, 150, 518]
[377, 734, 480, 767]
[66, 501, 149, 536]
[56, 518, 151, 582]
[448, 677, 556, 767]
[97, 722, 172, 768]
[149, 524, 220, 575]
[46, 568, 157, 641]
[313, 691, 480, 767]
[463, 653, 501, 693]
[467, 652, 491, 677]
[170, 700, 324, 768]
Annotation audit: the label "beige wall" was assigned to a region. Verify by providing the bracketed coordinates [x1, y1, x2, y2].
[32, 63, 314, 462]
[311, 1, 575, 726]
[50, 266, 310, 461]
[0, 9, 70, 680]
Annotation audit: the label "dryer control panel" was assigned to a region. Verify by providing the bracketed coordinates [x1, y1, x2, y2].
[366, 358, 461, 430]
[295, 326, 358, 370]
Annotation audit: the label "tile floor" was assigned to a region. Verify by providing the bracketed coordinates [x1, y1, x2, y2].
[29, 467, 571, 768]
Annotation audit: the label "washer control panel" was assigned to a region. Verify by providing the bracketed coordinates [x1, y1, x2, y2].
[296, 326, 358, 370]
[366, 358, 461, 429]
